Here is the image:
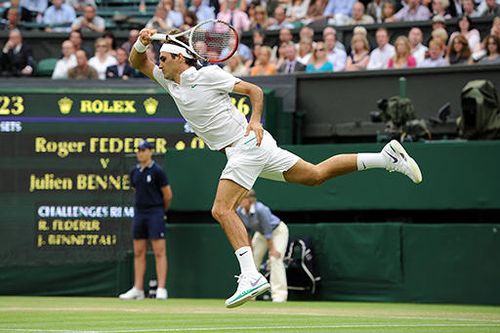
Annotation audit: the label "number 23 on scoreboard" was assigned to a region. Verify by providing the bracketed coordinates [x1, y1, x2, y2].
[0, 96, 25, 115]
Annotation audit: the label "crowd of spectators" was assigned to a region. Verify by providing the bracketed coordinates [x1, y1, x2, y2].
[0, 0, 499, 78]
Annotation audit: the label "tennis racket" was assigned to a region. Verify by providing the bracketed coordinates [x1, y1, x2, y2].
[151, 19, 239, 63]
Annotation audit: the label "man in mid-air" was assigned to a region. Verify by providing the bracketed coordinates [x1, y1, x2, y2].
[129, 28, 422, 308]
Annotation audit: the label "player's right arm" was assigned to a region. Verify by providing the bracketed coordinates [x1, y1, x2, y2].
[129, 28, 157, 81]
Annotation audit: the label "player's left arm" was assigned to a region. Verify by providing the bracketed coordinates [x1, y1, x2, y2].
[232, 80, 264, 146]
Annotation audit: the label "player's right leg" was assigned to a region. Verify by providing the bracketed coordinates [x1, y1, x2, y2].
[284, 140, 422, 186]
[211, 179, 270, 308]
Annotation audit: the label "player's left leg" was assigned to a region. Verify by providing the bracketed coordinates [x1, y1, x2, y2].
[284, 140, 422, 185]
[211, 179, 270, 308]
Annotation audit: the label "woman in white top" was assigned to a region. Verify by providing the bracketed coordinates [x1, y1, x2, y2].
[88, 37, 117, 80]
[449, 15, 481, 52]
[286, 0, 311, 21]
[223, 54, 249, 77]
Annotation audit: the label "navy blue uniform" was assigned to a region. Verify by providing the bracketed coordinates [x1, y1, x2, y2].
[130, 161, 169, 239]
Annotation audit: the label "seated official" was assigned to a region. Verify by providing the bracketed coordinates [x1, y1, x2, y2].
[237, 190, 289, 303]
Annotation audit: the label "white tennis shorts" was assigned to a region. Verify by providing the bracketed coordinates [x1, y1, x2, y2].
[220, 130, 300, 190]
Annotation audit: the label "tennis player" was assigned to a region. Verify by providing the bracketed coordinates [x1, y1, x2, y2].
[129, 28, 422, 308]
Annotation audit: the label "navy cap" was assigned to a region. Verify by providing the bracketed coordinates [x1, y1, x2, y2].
[138, 140, 154, 150]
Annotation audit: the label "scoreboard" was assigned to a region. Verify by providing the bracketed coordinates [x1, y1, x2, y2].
[0, 86, 256, 267]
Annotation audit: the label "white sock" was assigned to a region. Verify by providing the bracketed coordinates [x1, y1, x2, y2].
[235, 246, 259, 276]
[357, 153, 386, 170]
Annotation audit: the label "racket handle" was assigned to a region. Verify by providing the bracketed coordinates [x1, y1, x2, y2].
[151, 33, 167, 41]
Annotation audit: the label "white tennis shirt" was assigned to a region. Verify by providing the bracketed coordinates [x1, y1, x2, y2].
[153, 65, 247, 151]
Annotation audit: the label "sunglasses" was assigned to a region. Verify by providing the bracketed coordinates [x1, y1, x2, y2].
[315, 48, 325, 51]
[96, 44, 107, 48]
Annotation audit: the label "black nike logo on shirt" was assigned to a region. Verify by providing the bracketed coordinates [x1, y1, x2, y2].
[239, 251, 248, 256]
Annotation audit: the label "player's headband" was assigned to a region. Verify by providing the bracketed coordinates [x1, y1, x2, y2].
[160, 43, 194, 59]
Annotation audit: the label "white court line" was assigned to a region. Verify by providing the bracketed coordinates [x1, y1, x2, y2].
[0, 323, 499, 333]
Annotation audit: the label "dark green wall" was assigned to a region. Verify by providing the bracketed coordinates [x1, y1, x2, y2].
[166, 141, 500, 211]
[3, 223, 499, 305]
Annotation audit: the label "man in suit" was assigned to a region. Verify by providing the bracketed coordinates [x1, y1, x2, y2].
[278, 42, 306, 74]
[106, 47, 135, 80]
[0, 29, 35, 77]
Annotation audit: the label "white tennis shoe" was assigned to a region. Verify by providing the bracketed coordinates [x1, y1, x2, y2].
[382, 140, 423, 184]
[225, 273, 270, 308]
[119, 287, 145, 300]
[156, 288, 168, 300]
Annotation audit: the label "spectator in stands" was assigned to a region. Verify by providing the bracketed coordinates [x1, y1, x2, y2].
[68, 49, 98, 79]
[158, 0, 183, 27]
[287, 0, 311, 22]
[103, 31, 117, 57]
[221, 35, 253, 66]
[275, 42, 289, 69]
[388, 0, 431, 21]
[449, 15, 481, 52]
[446, 34, 472, 64]
[223, 53, 248, 76]
[306, 41, 334, 72]
[0, 28, 34, 76]
[323, 26, 346, 50]
[66, 0, 96, 12]
[382, 1, 396, 21]
[253, 29, 265, 46]
[367, 27, 395, 70]
[43, 0, 75, 32]
[346, 33, 370, 71]
[481, 0, 500, 16]
[88, 37, 117, 80]
[431, 15, 447, 30]
[250, 43, 261, 67]
[19, 0, 47, 22]
[279, 42, 306, 73]
[432, 0, 452, 18]
[408, 27, 427, 64]
[268, 6, 295, 30]
[106, 47, 134, 79]
[181, 10, 198, 30]
[68, 30, 91, 56]
[323, 0, 357, 21]
[306, 0, 329, 21]
[387, 35, 417, 68]
[52, 39, 76, 79]
[432, 27, 449, 44]
[478, 34, 500, 64]
[71, 5, 105, 33]
[348, 2, 375, 24]
[367, 0, 390, 23]
[189, 0, 215, 22]
[1, 6, 19, 30]
[121, 29, 139, 54]
[146, 7, 171, 31]
[419, 38, 449, 67]
[491, 16, 500, 38]
[272, 28, 294, 60]
[448, 0, 463, 16]
[324, 31, 347, 70]
[462, 0, 480, 17]
[251, 46, 277, 76]
[300, 26, 314, 41]
[217, 0, 250, 33]
[250, 5, 270, 30]
[297, 37, 313, 64]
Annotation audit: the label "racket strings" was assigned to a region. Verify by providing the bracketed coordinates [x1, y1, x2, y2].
[191, 22, 238, 62]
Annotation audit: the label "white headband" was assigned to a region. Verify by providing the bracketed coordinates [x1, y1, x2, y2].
[160, 43, 194, 59]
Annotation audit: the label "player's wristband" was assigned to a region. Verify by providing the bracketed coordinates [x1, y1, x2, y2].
[134, 39, 148, 53]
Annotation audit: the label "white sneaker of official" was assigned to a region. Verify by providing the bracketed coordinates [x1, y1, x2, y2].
[156, 288, 168, 300]
[382, 140, 423, 184]
[225, 273, 270, 308]
[118, 287, 145, 300]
